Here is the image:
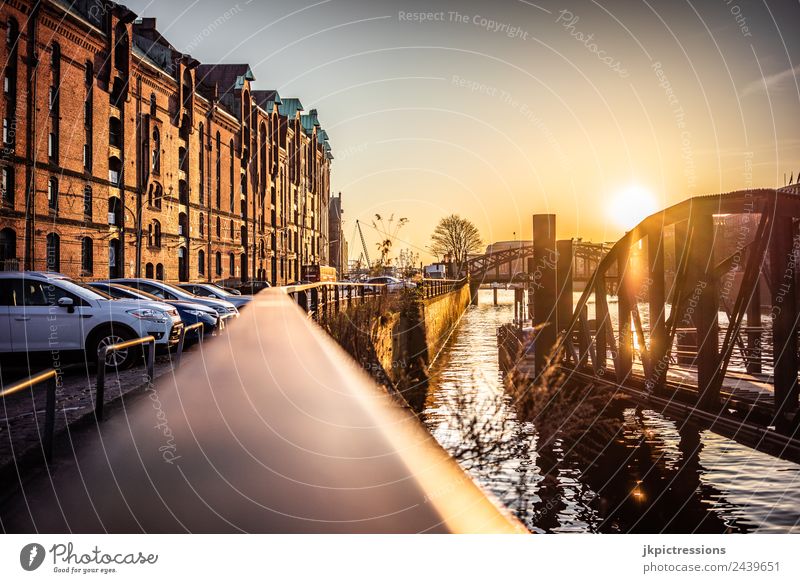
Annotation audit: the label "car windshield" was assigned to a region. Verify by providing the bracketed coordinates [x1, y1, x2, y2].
[204, 284, 232, 296]
[113, 284, 161, 302]
[62, 280, 113, 301]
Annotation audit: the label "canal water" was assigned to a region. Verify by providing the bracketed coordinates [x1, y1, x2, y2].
[422, 289, 800, 533]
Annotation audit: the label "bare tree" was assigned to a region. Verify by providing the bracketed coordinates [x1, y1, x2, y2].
[430, 214, 483, 270]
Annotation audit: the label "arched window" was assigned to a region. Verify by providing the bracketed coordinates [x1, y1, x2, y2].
[199, 213, 204, 236]
[145, 262, 154, 278]
[229, 252, 235, 276]
[6, 17, 19, 48]
[83, 185, 92, 218]
[46, 233, 60, 272]
[178, 212, 188, 236]
[109, 116, 121, 147]
[0, 227, 17, 269]
[47, 177, 58, 211]
[149, 219, 162, 248]
[215, 252, 222, 276]
[1, 165, 13, 205]
[108, 156, 121, 185]
[114, 24, 129, 74]
[81, 237, 93, 275]
[151, 127, 160, 174]
[198, 249, 205, 275]
[155, 263, 164, 281]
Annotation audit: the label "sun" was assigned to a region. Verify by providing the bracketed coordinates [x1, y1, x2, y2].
[607, 185, 659, 231]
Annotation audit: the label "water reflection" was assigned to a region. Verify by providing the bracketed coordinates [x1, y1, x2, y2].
[423, 289, 800, 533]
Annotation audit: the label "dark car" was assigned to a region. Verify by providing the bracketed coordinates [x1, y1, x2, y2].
[237, 280, 272, 295]
[88, 282, 220, 340]
[178, 283, 252, 309]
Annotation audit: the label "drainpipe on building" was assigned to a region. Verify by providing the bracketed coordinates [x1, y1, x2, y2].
[23, 4, 40, 271]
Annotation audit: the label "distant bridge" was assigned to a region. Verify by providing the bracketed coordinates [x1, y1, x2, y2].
[465, 241, 615, 285]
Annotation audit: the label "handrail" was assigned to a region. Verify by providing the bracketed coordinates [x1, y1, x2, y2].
[0, 369, 57, 461]
[175, 322, 204, 368]
[96, 335, 155, 421]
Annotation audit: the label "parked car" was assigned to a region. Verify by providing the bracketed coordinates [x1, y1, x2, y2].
[237, 280, 271, 295]
[177, 283, 252, 309]
[365, 276, 415, 293]
[0, 272, 182, 368]
[106, 279, 239, 323]
[88, 282, 219, 339]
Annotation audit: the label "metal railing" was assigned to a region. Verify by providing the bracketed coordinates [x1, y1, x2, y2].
[285, 282, 386, 321]
[96, 335, 155, 421]
[420, 278, 467, 299]
[0, 369, 57, 461]
[175, 322, 204, 368]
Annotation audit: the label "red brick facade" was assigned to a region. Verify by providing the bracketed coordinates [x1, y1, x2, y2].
[0, 0, 332, 285]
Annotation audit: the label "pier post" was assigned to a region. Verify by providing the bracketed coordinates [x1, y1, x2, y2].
[469, 279, 479, 305]
[532, 214, 557, 374]
[769, 213, 798, 431]
[746, 278, 762, 374]
[648, 226, 666, 386]
[556, 239, 573, 336]
[689, 211, 719, 409]
[617, 246, 633, 383]
[493, 287, 498, 306]
[594, 273, 608, 374]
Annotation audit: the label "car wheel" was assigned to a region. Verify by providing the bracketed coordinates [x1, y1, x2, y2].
[93, 328, 137, 370]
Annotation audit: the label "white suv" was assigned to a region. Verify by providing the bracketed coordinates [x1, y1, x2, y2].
[0, 272, 183, 368]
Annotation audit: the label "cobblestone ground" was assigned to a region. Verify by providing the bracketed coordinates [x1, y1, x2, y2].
[0, 347, 198, 474]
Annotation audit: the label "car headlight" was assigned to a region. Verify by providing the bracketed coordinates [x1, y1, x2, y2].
[213, 306, 227, 315]
[186, 309, 204, 316]
[127, 308, 169, 323]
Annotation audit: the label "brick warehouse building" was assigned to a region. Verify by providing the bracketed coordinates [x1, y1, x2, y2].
[0, 0, 333, 285]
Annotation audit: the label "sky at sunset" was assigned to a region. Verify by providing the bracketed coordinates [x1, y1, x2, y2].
[124, 0, 800, 263]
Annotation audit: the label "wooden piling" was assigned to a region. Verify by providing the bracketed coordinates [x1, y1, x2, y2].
[532, 214, 557, 374]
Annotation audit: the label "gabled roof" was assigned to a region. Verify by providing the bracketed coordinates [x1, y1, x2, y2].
[279, 98, 304, 118]
[252, 90, 281, 112]
[196, 64, 255, 95]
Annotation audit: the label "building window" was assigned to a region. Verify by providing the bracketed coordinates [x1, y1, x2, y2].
[83, 185, 92, 218]
[149, 220, 162, 248]
[229, 219, 234, 240]
[47, 177, 58, 211]
[109, 116, 121, 147]
[1, 166, 12, 205]
[229, 252, 235, 276]
[216, 216, 221, 238]
[46, 233, 60, 272]
[6, 18, 19, 47]
[51, 42, 60, 75]
[151, 127, 161, 174]
[85, 60, 93, 86]
[215, 131, 221, 208]
[199, 213, 204, 236]
[0, 227, 16, 269]
[48, 132, 57, 160]
[198, 249, 205, 275]
[81, 237, 93, 275]
[198, 123, 204, 203]
[156, 263, 164, 281]
[215, 252, 222, 276]
[109, 156, 121, 185]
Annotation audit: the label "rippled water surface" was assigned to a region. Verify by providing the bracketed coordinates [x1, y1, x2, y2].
[422, 289, 800, 533]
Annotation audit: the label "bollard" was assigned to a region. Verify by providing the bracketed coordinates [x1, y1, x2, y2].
[96, 336, 156, 421]
[0, 369, 58, 462]
[175, 322, 205, 369]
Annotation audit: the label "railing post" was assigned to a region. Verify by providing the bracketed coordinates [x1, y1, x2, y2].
[96, 347, 108, 421]
[44, 374, 56, 462]
[310, 287, 319, 319]
[334, 285, 340, 314]
[176, 323, 204, 369]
